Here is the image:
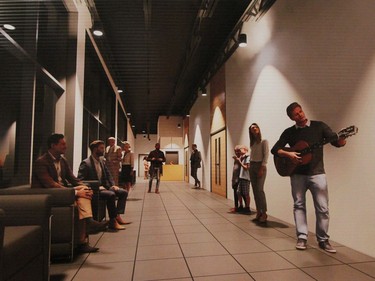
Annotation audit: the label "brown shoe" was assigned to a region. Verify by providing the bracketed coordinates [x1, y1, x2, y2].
[86, 218, 108, 235]
[109, 218, 125, 230]
[258, 213, 268, 223]
[116, 215, 132, 225]
[76, 243, 99, 254]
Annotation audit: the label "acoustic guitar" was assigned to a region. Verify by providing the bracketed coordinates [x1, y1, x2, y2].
[274, 125, 358, 177]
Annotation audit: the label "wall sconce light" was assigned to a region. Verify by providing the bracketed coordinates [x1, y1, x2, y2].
[238, 33, 247, 47]
[177, 123, 181, 128]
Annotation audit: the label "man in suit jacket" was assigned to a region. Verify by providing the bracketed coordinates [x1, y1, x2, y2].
[78, 140, 129, 230]
[32, 133, 108, 253]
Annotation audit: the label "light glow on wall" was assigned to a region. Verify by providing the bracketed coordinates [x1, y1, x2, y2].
[211, 106, 225, 133]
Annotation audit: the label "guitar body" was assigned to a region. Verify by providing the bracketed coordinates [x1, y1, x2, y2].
[273, 125, 358, 177]
[274, 141, 312, 177]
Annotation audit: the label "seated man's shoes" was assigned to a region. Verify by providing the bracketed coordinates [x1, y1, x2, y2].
[295, 238, 307, 250]
[86, 218, 109, 235]
[109, 218, 125, 230]
[319, 240, 336, 253]
[116, 215, 131, 225]
[76, 243, 99, 253]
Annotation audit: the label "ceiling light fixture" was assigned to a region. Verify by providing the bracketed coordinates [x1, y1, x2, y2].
[93, 29, 103, 37]
[201, 88, 207, 97]
[238, 33, 247, 47]
[177, 123, 181, 128]
[3, 24, 15, 30]
[117, 89, 123, 94]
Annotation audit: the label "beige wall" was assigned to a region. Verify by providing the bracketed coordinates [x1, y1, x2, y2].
[225, 0, 375, 257]
[189, 89, 211, 189]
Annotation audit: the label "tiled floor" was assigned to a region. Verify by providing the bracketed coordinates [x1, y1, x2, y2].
[51, 180, 375, 281]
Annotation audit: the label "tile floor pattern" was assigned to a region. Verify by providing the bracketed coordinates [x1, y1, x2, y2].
[51, 180, 375, 281]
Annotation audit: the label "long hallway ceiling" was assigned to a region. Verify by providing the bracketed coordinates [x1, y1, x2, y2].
[92, 0, 276, 135]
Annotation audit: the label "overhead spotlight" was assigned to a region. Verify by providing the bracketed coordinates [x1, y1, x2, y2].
[201, 88, 207, 97]
[186, 114, 190, 117]
[127, 112, 131, 116]
[238, 33, 247, 47]
[93, 29, 103, 37]
[117, 89, 123, 94]
[131, 125, 135, 128]
[177, 123, 181, 128]
[3, 24, 15, 30]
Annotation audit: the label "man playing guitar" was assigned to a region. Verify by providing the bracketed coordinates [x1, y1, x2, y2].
[271, 102, 347, 253]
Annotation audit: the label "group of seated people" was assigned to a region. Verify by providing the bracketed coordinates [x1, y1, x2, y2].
[31, 133, 130, 254]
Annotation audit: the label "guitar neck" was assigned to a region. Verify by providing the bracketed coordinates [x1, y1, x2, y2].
[299, 134, 338, 155]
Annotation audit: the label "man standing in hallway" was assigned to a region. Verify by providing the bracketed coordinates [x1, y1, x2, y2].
[147, 143, 166, 194]
[32, 133, 108, 253]
[78, 140, 130, 231]
[190, 144, 202, 188]
[271, 102, 346, 253]
[105, 137, 122, 185]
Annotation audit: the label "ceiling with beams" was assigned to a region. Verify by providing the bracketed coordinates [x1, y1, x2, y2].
[92, 0, 254, 135]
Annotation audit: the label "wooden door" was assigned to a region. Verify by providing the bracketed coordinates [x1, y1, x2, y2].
[184, 147, 189, 182]
[211, 130, 227, 197]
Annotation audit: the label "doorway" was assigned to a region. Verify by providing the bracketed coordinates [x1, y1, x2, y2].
[210, 129, 227, 197]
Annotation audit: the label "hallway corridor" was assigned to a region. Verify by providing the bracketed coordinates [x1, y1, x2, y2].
[51, 181, 375, 281]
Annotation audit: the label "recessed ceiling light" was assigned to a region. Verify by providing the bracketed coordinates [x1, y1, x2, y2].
[3, 24, 15, 30]
[93, 29, 103, 37]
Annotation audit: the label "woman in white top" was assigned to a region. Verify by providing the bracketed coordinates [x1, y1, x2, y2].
[119, 141, 134, 192]
[249, 123, 269, 223]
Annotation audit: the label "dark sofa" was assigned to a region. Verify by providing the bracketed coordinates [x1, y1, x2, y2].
[0, 187, 76, 261]
[0, 194, 51, 281]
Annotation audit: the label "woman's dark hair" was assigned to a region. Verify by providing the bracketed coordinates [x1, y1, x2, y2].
[249, 123, 262, 146]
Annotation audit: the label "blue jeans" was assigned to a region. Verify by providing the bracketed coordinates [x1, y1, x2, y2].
[290, 174, 330, 242]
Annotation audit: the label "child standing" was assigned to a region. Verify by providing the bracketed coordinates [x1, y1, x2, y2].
[230, 145, 243, 212]
[234, 145, 251, 214]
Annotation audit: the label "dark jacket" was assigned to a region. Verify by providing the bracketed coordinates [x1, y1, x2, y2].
[31, 152, 82, 188]
[77, 156, 115, 189]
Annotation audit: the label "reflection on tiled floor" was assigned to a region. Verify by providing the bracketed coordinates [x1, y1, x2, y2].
[51, 180, 375, 281]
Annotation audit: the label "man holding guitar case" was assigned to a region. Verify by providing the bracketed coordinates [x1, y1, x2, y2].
[271, 102, 351, 253]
